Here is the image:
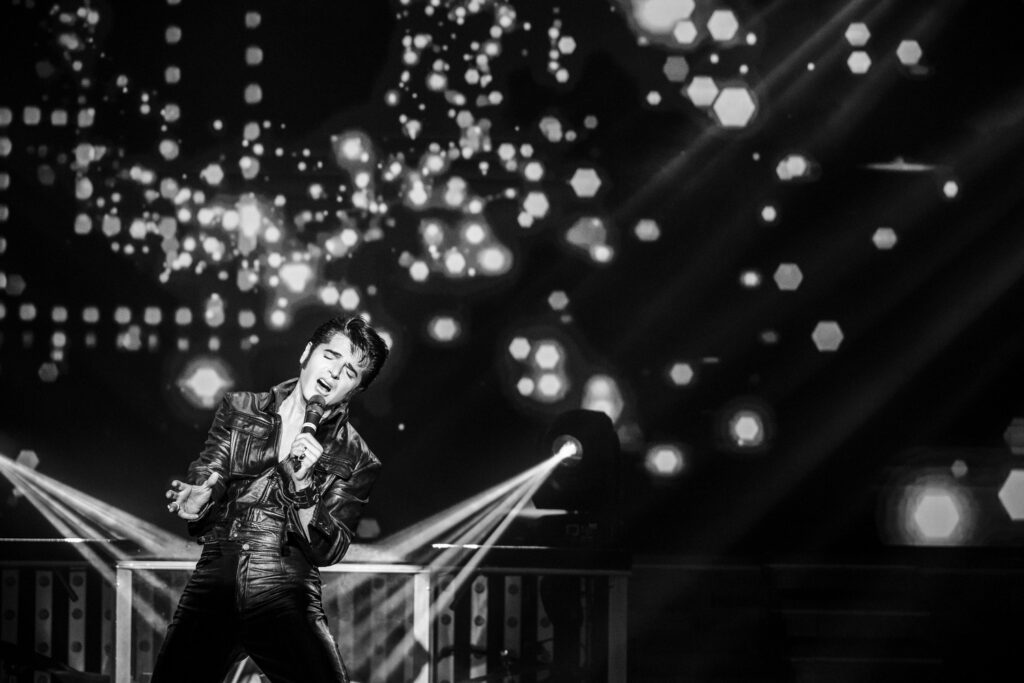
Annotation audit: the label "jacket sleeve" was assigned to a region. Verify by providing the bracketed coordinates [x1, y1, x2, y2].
[183, 394, 232, 526]
[294, 446, 381, 566]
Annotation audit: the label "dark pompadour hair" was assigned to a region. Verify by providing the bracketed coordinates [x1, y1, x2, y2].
[308, 316, 390, 389]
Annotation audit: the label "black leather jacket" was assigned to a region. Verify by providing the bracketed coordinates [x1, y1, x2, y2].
[184, 378, 381, 566]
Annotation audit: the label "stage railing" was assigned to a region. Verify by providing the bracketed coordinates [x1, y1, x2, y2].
[113, 558, 628, 683]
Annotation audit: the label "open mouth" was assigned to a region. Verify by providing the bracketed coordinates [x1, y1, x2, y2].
[316, 379, 333, 394]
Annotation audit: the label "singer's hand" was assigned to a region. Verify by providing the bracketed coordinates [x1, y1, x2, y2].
[165, 472, 221, 521]
[288, 433, 323, 488]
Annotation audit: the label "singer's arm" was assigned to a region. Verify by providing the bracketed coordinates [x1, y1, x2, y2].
[182, 394, 232, 522]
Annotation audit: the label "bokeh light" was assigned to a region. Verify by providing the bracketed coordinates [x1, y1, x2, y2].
[644, 443, 686, 478]
[176, 356, 234, 409]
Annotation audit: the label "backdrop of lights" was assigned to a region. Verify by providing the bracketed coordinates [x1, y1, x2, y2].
[3, 0, 1024, 563]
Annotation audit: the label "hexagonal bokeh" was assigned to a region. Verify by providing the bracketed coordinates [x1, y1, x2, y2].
[557, 36, 577, 55]
[712, 87, 756, 127]
[686, 76, 719, 107]
[729, 410, 764, 447]
[673, 20, 699, 45]
[523, 191, 550, 218]
[534, 341, 563, 370]
[844, 22, 870, 47]
[632, 0, 696, 33]
[912, 492, 960, 540]
[812, 321, 844, 351]
[645, 444, 685, 478]
[1004, 417, 1024, 455]
[998, 470, 1024, 519]
[848, 51, 871, 74]
[547, 290, 569, 311]
[669, 362, 694, 386]
[634, 218, 661, 242]
[707, 10, 739, 42]
[872, 227, 897, 250]
[663, 55, 690, 83]
[773, 263, 803, 290]
[509, 338, 531, 361]
[897, 39, 923, 66]
[569, 167, 602, 198]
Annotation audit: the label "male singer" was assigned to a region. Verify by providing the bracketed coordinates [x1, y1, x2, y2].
[153, 316, 389, 683]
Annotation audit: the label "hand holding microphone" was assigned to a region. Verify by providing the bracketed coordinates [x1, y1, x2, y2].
[289, 395, 326, 482]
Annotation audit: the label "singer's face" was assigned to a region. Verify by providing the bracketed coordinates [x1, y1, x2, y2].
[298, 332, 366, 406]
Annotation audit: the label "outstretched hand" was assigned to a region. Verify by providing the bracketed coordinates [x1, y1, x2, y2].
[165, 472, 221, 520]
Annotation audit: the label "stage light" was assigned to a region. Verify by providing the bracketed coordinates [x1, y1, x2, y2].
[847, 51, 871, 75]
[443, 249, 467, 276]
[812, 321, 844, 351]
[38, 361, 59, 382]
[631, 0, 694, 34]
[686, 76, 719, 107]
[774, 263, 803, 290]
[844, 22, 870, 47]
[476, 245, 511, 275]
[427, 316, 461, 343]
[536, 373, 566, 401]
[707, 10, 739, 42]
[409, 261, 429, 282]
[339, 287, 360, 311]
[508, 337, 531, 360]
[942, 180, 959, 199]
[997, 471, 1024, 520]
[200, 164, 224, 186]
[547, 291, 569, 311]
[898, 477, 972, 545]
[524, 161, 544, 181]
[277, 262, 314, 295]
[534, 342, 562, 370]
[776, 154, 812, 181]
[203, 294, 226, 328]
[523, 191, 549, 218]
[176, 355, 234, 409]
[915, 494, 960, 539]
[553, 434, 583, 462]
[669, 362, 694, 386]
[461, 222, 486, 246]
[539, 116, 564, 142]
[569, 168, 602, 198]
[897, 40, 923, 66]
[872, 227, 897, 250]
[1004, 418, 1024, 455]
[566, 216, 615, 264]
[634, 218, 661, 242]
[713, 87, 756, 127]
[581, 374, 625, 423]
[645, 444, 685, 478]
[729, 409, 764, 448]
[672, 20, 698, 45]
[740, 270, 762, 288]
[532, 409, 621, 515]
[15, 449, 39, 470]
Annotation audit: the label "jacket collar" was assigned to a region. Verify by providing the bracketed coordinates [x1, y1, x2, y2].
[267, 378, 349, 442]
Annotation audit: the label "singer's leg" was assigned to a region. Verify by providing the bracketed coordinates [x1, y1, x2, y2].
[152, 545, 242, 683]
[239, 552, 347, 683]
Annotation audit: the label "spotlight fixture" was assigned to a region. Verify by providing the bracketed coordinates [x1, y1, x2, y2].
[532, 409, 621, 520]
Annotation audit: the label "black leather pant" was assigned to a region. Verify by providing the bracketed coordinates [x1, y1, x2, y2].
[152, 528, 349, 683]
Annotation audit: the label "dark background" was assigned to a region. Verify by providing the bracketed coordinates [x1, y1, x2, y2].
[2, 0, 1024, 561]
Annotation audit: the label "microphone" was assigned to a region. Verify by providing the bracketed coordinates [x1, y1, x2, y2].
[291, 394, 326, 471]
